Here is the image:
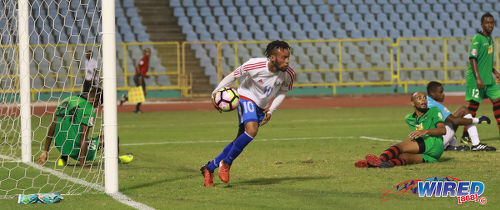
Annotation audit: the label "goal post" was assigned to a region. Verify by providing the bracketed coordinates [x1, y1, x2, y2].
[18, 0, 31, 164]
[102, 0, 119, 194]
[0, 0, 118, 197]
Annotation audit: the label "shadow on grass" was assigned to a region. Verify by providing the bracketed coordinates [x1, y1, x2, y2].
[234, 176, 331, 186]
[438, 157, 452, 162]
[478, 136, 500, 142]
[121, 166, 197, 191]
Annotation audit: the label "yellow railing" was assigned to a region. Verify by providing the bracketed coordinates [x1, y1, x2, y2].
[1, 38, 498, 98]
[0, 42, 192, 98]
[212, 38, 500, 94]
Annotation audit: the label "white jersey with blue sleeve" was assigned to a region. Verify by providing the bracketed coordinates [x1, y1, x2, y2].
[427, 96, 451, 120]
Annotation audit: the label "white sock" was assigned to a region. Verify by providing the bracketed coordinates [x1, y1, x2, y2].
[464, 114, 481, 146]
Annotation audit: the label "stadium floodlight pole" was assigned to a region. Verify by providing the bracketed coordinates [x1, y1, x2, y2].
[18, 0, 31, 163]
[102, 0, 119, 194]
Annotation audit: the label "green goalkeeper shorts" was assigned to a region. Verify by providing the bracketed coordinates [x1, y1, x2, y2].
[57, 137, 100, 161]
[420, 136, 444, 163]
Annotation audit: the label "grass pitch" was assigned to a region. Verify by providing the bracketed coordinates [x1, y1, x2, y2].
[2, 104, 500, 209]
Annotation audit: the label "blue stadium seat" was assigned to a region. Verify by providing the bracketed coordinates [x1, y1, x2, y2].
[240, 6, 251, 15]
[213, 7, 225, 16]
[345, 4, 356, 14]
[227, 7, 239, 16]
[265, 6, 278, 15]
[253, 6, 265, 16]
[432, 4, 443, 13]
[170, 0, 181, 7]
[183, 0, 194, 7]
[291, 5, 304, 14]
[318, 6, 330, 15]
[195, 0, 207, 7]
[200, 7, 211, 16]
[333, 5, 343, 14]
[210, 0, 222, 7]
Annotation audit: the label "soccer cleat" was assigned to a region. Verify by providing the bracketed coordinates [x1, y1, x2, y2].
[354, 160, 368, 168]
[378, 161, 393, 168]
[118, 153, 134, 163]
[457, 145, 470, 151]
[444, 145, 460, 151]
[471, 143, 496, 151]
[57, 158, 67, 166]
[134, 110, 142, 114]
[200, 164, 214, 187]
[478, 116, 491, 124]
[119, 94, 127, 106]
[460, 136, 472, 147]
[365, 154, 382, 167]
[218, 160, 231, 183]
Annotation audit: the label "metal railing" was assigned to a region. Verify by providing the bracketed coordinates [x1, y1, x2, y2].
[0, 42, 192, 98]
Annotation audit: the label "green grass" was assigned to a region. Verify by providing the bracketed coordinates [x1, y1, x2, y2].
[1, 105, 500, 209]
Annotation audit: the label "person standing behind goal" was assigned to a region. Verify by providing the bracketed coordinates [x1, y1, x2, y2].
[120, 48, 151, 113]
[83, 50, 99, 93]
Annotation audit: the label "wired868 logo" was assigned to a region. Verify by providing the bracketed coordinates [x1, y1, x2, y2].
[380, 176, 487, 205]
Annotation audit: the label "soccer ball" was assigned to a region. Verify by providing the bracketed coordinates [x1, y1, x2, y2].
[214, 87, 239, 112]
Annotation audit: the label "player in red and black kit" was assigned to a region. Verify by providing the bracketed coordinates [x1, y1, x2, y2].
[120, 48, 151, 113]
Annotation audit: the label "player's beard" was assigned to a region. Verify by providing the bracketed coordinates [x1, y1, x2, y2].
[276, 62, 287, 72]
[416, 107, 428, 113]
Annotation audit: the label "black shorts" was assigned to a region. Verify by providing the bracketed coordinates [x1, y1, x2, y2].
[133, 74, 147, 96]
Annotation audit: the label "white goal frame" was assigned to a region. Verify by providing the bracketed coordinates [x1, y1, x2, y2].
[17, 0, 119, 194]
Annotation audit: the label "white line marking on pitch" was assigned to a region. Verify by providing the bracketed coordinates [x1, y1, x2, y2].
[359, 136, 402, 142]
[121, 136, 405, 146]
[0, 154, 154, 210]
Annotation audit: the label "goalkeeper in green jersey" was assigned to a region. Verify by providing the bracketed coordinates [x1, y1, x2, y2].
[38, 88, 133, 167]
[355, 92, 446, 168]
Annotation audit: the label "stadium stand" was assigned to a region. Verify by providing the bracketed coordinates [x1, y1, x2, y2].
[2, 0, 499, 93]
[0, 0, 169, 90]
[170, 0, 500, 87]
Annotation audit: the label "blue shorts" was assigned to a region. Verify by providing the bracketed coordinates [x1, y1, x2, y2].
[237, 98, 265, 132]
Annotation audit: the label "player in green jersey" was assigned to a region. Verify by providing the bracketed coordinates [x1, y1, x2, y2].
[464, 12, 500, 142]
[355, 92, 446, 168]
[38, 88, 133, 167]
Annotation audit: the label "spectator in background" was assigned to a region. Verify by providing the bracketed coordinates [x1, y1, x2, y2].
[120, 48, 151, 113]
[83, 50, 99, 93]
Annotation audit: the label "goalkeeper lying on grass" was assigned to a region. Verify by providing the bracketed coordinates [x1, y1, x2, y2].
[38, 87, 133, 167]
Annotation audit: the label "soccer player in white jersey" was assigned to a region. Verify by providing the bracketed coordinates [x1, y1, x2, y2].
[426, 81, 495, 151]
[200, 40, 295, 187]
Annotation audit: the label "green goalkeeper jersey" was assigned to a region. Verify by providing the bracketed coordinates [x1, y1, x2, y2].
[404, 107, 444, 135]
[54, 96, 96, 157]
[466, 33, 495, 87]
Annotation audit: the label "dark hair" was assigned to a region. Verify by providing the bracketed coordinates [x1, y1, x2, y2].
[481, 12, 494, 24]
[426, 81, 442, 94]
[264, 40, 291, 58]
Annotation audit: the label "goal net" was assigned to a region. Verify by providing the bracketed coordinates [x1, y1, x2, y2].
[0, 0, 110, 197]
